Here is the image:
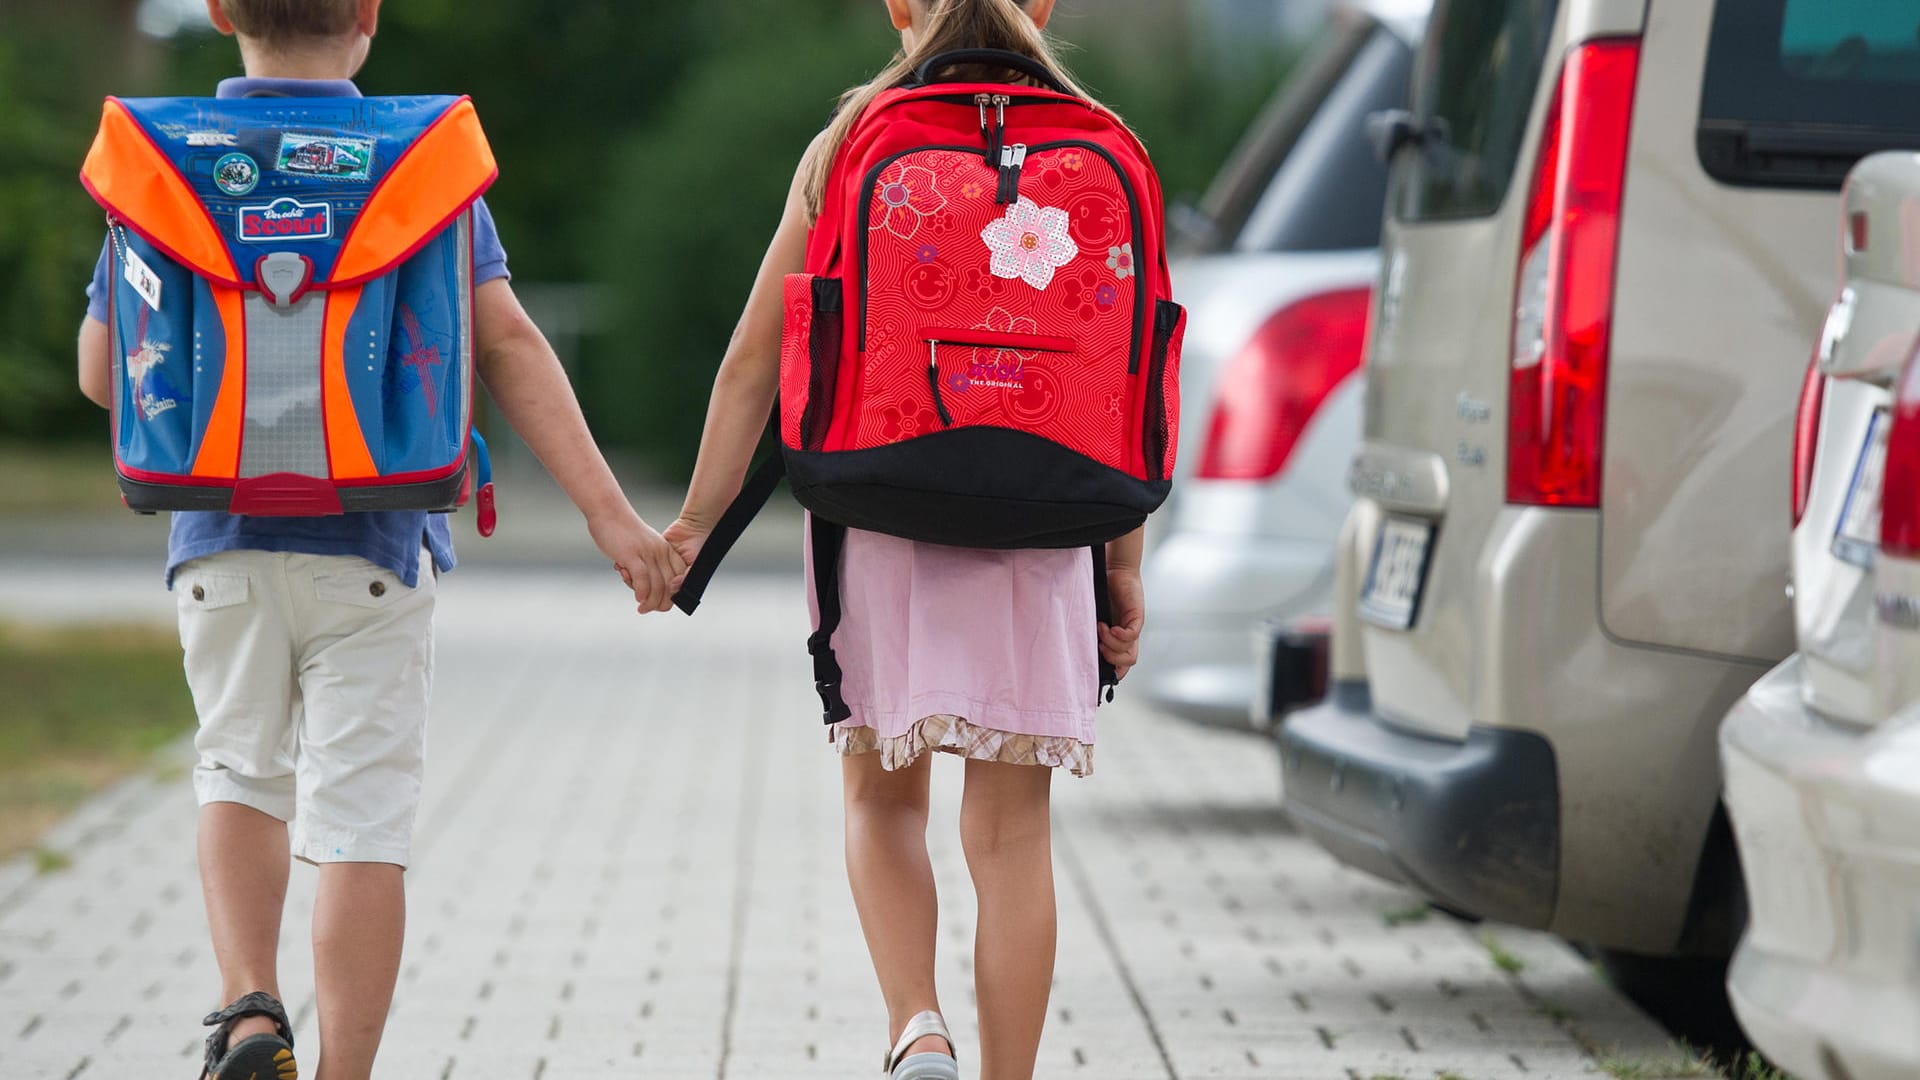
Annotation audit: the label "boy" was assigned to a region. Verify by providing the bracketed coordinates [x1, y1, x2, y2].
[74, 2, 682, 1077]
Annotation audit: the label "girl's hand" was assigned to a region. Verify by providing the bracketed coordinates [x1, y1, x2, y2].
[662, 517, 710, 594]
[591, 509, 687, 614]
[1099, 565, 1146, 681]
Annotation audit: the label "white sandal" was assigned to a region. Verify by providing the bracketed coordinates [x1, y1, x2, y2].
[885, 1010, 959, 1079]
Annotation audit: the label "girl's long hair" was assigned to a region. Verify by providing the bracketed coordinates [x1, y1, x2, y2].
[802, 0, 1096, 220]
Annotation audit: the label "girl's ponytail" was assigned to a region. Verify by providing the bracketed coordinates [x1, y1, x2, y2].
[801, 0, 1097, 221]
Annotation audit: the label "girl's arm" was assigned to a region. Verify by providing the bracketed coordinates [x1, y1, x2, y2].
[666, 153, 817, 567]
[1101, 525, 1147, 680]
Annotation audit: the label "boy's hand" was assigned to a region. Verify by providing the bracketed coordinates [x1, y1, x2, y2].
[1099, 565, 1146, 681]
[662, 518, 709, 594]
[590, 510, 687, 614]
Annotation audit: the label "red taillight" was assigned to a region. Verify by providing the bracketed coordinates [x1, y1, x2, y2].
[1882, 337, 1920, 558]
[1791, 352, 1825, 526]
[1197, 288, 1371, 481]
[1507, 39, 1641, 507]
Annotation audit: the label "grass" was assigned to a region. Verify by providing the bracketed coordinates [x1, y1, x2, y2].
[1597, 1043, 1796, 1080]
[0, 621, 194, 861]
[1380, 902, 1432, 928]
[0, 445, 124, 515]
[1481, 932, 1526, 975]
[1535, 999, 1575, 1023]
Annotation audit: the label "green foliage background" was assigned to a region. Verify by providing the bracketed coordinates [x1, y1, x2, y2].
[0, 0, 1293, 478]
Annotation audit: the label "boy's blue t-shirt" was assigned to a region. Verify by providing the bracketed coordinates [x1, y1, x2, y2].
[85, 77, 510, 588]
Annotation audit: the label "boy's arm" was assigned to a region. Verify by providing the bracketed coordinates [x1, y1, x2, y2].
[77, 317, 110, 408]
[473, 279, 684, 612]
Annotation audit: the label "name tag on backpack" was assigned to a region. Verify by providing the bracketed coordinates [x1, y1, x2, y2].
[123, 244, 163, 311]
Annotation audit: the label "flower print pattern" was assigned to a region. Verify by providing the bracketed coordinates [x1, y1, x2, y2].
[1107, 243, 1135, 280]
[915, 243, 940, 264]
[982, 198, 1079, 290]
[872, 164, 948, 240]
[1095, 283, 1119, 311]
[963, 264, 1012, 304]
[969, 307, 1039, 387]
[1061, 267, 1109, 323]
[879, 402, 942, 443]
[1061, 149, 1085, 174]
[962, 180, 985, 200]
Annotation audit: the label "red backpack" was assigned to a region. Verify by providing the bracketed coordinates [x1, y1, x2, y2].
[678, 49, 1186, 718]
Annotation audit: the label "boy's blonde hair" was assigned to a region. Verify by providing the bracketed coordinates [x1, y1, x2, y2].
[802, 0, 1100, 220]
[218, 0, 360, 43]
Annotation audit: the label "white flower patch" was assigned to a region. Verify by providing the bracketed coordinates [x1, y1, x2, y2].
[982, 198, 1079, 290]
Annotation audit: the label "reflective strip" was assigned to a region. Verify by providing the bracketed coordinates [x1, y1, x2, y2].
[80, 99, 239, 283]
[455, 214, 473, 443]
[331, 98, 496, 283]
[190, 285, 248, 478]
[322, 285, 378, 479]
[239, 293, 327, 478]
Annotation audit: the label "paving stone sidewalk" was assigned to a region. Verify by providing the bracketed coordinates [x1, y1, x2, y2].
[0, 568, 1677, 1079]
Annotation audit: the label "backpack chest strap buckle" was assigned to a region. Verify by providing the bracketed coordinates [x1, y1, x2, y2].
[254, 252, 315, 308]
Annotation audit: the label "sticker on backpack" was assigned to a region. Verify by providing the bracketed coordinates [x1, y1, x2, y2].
[981, 197, 1077, 290]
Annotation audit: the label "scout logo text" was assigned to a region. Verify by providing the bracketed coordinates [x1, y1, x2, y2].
[277, 134, 374, 181]
[214, 153, 259, 196]
[238, 197, 333, 242]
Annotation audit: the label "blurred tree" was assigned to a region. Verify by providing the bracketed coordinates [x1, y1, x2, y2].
[588, 0, 1290, 476]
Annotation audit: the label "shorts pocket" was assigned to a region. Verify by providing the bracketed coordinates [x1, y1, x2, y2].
[314, 565, 407, 608]
[179, 572, 249, 611]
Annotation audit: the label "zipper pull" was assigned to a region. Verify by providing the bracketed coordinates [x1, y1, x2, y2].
[927, 341, 954, 427]
[974, 92, 992, 137]
[997, 143, 1028, 205]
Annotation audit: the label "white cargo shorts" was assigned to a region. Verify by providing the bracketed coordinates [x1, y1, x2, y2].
[175, 548, 436, 867]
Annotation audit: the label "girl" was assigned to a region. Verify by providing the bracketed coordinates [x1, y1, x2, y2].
[666, 1, 1147, 1077]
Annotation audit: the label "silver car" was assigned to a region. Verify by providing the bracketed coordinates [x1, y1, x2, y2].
[1722, 149, 1920, 1079]
[1280, 0, 1852, 975]
[1141, 0, 1424, 729]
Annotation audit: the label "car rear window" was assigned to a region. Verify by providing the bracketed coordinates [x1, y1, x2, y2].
[1235, 25, 1414, 254]
[1700, 0, 1920, 189]
[1184, 13, 1381, 255]
[1392, 0, 1561, 222]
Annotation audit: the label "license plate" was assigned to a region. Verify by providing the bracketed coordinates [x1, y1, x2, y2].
[1832, 409, 1890, 569]
[1360, 517, 1435, 630]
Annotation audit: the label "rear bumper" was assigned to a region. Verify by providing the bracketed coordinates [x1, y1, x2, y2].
[1139, 530, 1334, 728]
[1721, 656, 1920, 1080]
[1278, 682, 1559, 927]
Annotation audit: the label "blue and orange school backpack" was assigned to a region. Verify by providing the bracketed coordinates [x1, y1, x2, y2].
[79, 94, 500, 533]
[674, 50, 1187, 714]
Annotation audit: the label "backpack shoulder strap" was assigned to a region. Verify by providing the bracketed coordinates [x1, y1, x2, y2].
[672, 452, 787, 615]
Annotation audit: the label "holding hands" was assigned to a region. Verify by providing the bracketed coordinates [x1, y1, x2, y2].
[591, 507, 687, 614]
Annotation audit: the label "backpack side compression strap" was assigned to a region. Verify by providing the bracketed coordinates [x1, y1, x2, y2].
[672, 453, 787, 615]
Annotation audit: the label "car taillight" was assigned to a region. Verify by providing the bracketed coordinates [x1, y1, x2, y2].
[1197, 287, 1371, 481]
[1791, 352, 1825, 526]
[1882, 337, 1920, 558]
[1507, 39, 1641, 507]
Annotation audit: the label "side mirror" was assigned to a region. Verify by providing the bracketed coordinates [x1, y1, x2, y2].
[1366, 109, 1424, 165]
[1168, 198, 1219, 255]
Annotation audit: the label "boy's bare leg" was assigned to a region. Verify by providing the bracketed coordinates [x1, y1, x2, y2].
[311, 863, 405, 1080]
[198, 802, 290, 1044]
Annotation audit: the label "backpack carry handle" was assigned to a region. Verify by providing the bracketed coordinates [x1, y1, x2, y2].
[913, 49, 1072, 96]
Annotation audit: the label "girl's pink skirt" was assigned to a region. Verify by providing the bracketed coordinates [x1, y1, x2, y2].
[807, 523, 1098, 777]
